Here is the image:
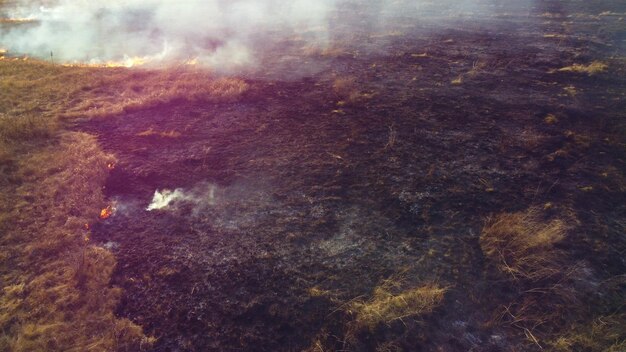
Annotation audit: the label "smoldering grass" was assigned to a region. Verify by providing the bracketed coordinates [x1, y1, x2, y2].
[0, 132, 154, 351]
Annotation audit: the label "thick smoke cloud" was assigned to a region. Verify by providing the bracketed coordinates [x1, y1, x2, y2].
[1, 0, 334, 69]
[1, 0, 539, 70]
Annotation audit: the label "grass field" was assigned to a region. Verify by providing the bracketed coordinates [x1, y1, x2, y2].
[1, 1, 625, 351]
[0, 58, 247, 351]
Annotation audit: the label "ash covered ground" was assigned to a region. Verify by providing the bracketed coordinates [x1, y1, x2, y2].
[66, 1, 626, 351]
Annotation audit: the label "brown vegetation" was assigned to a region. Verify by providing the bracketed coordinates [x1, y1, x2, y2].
[349, 282, 447, 330]
[551, 314, 626, 352]
[556, 61, 608, 75]
[331, 76, 374, 106]
[0, 58, 248, 350]
[480, 207, 571, 283]
[477, 207, 625, 349]
[136, 128, 182, 138]
[0, 58, 247, 122]
[0, 132, 153, 351]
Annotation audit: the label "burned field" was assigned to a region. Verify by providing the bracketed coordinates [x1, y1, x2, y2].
[79, 5, 626, 352]
[1, 1, 625, 351]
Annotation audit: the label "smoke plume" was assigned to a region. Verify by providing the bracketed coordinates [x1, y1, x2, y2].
[146, 185, 216, 211]
[0, 0, 543, 71]
[1, 0, 334, 69]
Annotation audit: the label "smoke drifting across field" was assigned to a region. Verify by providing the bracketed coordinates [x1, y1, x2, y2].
[0, 0, 538, 71]
[1, 0, 334, 70]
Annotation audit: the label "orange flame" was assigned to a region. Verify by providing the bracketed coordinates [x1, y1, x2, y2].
[107, 162, 115, 170]
[185, 57, 199, 66]
[0, 17, 36, 23]
[62, 56, 148, 68]
[84, 223, 90, 230]
[99, 206, 113, 220]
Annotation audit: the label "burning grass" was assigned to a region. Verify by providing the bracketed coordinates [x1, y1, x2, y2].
[0, 132, 153, 351]
[0, 58, 249, 350]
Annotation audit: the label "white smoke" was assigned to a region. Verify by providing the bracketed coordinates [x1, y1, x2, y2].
[0, 0, 335, 70]
[0, 0, 541, 70]
[146, 184, 215, 211]
[146, 188, 189, 211]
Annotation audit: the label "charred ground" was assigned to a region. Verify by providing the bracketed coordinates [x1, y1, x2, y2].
[68, 1, 626, 351]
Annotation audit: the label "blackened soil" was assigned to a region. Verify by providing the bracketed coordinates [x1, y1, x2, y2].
[80, 1, 625, 351]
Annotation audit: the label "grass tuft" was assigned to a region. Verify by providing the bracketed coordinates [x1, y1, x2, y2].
[349, 281, 447, 330]
[551, 314, 626, 352]
[557, 61, 608, 75]
[480, 206, 569, 282]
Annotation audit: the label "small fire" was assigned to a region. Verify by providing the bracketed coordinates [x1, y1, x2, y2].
[0, 55, 29, 62]
[107, 162, 115, 170]
[84, 223, 90, 230]
[107, 56, 147, 68]
[99, 206, 114, 220]
[185, 57, 199, 66]
[62, 56, 149, 68]
[0, 17, 36, 23]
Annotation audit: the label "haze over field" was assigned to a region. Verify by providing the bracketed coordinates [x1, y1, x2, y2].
[0, 0, 540, 69]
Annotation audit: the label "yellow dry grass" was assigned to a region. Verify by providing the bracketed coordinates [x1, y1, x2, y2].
[544, 114, 558, 124]
[0, 132, 153, 351]
[136, 128, 182, 138]
[349, 280, 447, 330]
[0, 57, 248, 350]
[551, 314, 626, 352]
[332, 76, 357, 97]
[480, 206, 569, 282]
[331, 76, 374, 106]
[557, 61, 608, 75]
[0, 58, 247, 122]
[477, 207, 611, 349]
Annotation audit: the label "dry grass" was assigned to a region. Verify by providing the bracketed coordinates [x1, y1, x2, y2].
[556, 61, 608, 75]
[136, 128, 182, 138]
[0, 57, 249, 351]
[0, 132, 153, 351]
[0, 58, 246, 166]
[480, 207, 570, 282]
[551, 314, 626, 352]
[544, 114, 558, 124]
[331, 76, 374, 106]
[332, 76, 357, 97]
[479, 207, 606, 348]
[348, 280, 447, 331]
[0, 58, 247, 121]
